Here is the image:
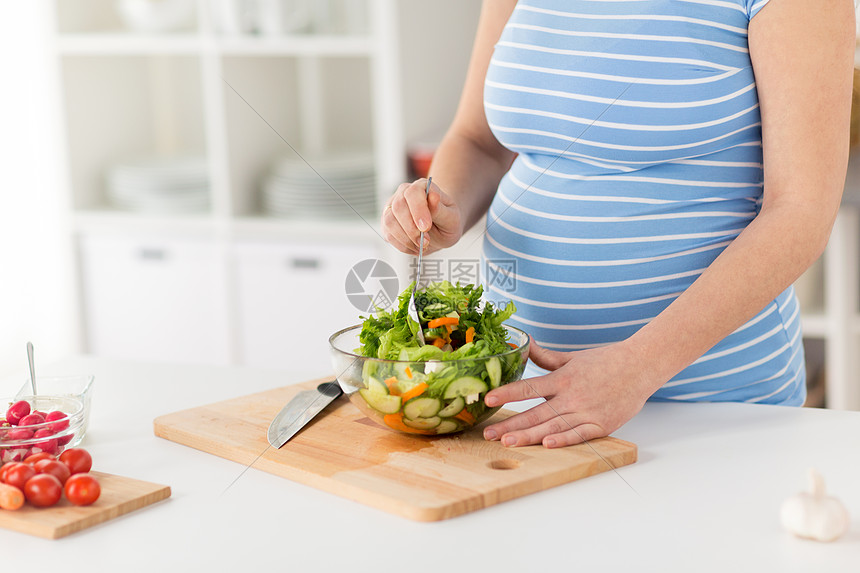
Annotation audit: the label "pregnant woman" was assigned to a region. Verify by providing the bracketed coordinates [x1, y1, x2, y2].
[381, 0, 854, 447]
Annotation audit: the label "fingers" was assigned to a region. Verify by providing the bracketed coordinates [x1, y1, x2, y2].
[403, 182, 432, 233]
[542, 423, 607, 449]
[528, 337, 570, 372]
[426, 188, 460, 239]
[381, 201, 421, 255]
[390, 190, 424, 250]
[381, 179, 462, 254]
[484, 374, 555, 408]
[482, 401, 562, 442]
[485, 408, 607, 449]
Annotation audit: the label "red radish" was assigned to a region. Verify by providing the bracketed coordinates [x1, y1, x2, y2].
[1, 448, 28, 464]
[18, 413, 45, 427]
[32, 429, 58, 454]
[7, 428, 33, 441]
[6, 401, 30, 425]
[44, 411, 69, 432]
[56, 434, 74, 447]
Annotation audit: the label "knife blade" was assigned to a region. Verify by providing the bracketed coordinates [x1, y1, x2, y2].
[267, 381, 343, 448]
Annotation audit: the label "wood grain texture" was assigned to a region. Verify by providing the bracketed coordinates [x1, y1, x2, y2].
[0, 471, 171, 539]
[154, 378, 637, 521]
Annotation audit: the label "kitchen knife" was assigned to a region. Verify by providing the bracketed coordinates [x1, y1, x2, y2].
[267, 381, 343, 448]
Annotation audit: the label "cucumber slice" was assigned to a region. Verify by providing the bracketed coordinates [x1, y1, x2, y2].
[403, 397, 442, 420]
[402, 416, 441, 430]
[486, 357, 502, 388]
[422, 303, 448, 316]
[438, 396, 465, 417]
[443, 376, 488, 400]
[364, 376, 388, 394]
[435, 419, 461, 434]
[359, 389, 401, 414]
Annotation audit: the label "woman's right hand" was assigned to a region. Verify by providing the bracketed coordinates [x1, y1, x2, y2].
[381, 178, 462, 255]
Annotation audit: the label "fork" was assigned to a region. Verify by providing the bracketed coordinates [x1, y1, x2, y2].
[408, 177, 432, 346]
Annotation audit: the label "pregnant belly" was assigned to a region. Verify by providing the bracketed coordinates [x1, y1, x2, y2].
[480, 166, 758, 349]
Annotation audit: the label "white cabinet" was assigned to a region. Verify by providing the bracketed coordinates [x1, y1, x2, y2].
[233, 241, 378, 369]
[79, 233, 231, 364]
[46, 0, 486, 369]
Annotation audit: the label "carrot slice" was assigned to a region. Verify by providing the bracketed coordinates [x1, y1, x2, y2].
[383, 412, 433, 435]
[404, 366, 413, 379]
[400, 382, 428, 403]
[507, 342, 517, 349]
[0, 483, 25, 511]
[428, 316, 459, 329]
[465, 326, 475, 343]
[384, 376, 401, 395]
[432, 338, 446, 348]
[455, 409, 475, 424]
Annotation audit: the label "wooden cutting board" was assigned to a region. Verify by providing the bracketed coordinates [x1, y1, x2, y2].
[0, 471, 171, 539]
[154, 378, 637, 521]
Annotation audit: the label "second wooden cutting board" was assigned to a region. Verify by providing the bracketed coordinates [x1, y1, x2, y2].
[154, 378, 637, 521]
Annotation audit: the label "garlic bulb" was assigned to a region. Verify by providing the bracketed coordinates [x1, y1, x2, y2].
[781, 468, 850, 542]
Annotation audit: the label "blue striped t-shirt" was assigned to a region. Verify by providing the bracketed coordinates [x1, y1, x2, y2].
[481, 0, 805, 404]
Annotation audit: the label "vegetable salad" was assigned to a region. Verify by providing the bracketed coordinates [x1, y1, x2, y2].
[354, 281, 526, 434]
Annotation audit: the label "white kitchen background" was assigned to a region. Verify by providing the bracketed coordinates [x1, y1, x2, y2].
[0, 0, 485, 382]
[1, 1, 858, 410]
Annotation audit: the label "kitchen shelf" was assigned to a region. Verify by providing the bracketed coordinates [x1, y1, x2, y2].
[216, 36, 374, 57]
[56, 34, 204, 54]
[72, 210, 221, 236]
[51, 0, 480, 370]
[55, 34, 375, 57]
[229, 216, 383, 243]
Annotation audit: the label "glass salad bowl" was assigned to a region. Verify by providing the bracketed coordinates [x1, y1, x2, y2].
[0, 395, 87, 463]
[329, 324, 530, 435]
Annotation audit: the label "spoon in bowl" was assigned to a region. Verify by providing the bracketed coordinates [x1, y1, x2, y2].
[26, 341, 37, 395]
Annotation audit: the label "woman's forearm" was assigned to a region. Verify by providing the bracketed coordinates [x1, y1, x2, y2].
[428, 130, 514, 235]
[624, 197, 842, 394]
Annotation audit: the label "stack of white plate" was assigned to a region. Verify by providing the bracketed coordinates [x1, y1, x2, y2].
[261, 151, 376, 220]
[106, 156, 210, 214]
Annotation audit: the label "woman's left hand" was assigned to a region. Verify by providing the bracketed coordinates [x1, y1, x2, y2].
[482, 338, 659, 448]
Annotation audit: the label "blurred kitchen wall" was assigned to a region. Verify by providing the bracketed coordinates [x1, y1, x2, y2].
[0, 2, 78, 382]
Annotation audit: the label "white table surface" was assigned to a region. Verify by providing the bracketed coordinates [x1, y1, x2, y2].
[1, 355, 858, 572]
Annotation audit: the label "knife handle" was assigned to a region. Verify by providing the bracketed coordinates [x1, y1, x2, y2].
[318, 382, 342, 397]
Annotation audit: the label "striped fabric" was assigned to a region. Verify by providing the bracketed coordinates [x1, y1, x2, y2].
[481, 0, 806, 404]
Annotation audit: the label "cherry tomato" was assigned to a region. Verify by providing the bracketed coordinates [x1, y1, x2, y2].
[0, 463, 10, 483]
[34, 459, 71, 485]
[64, 473, 101, 506]
[58, 448, 92, 475]
[24, 452, 54, 466]
[24, 474, 62, 507]
[3, 462, 36, 490]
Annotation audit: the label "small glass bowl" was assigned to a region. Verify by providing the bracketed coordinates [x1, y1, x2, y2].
[0, 395, 86, 463]
[17, 375, 95, 439]
[329, 325, 529, 436]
